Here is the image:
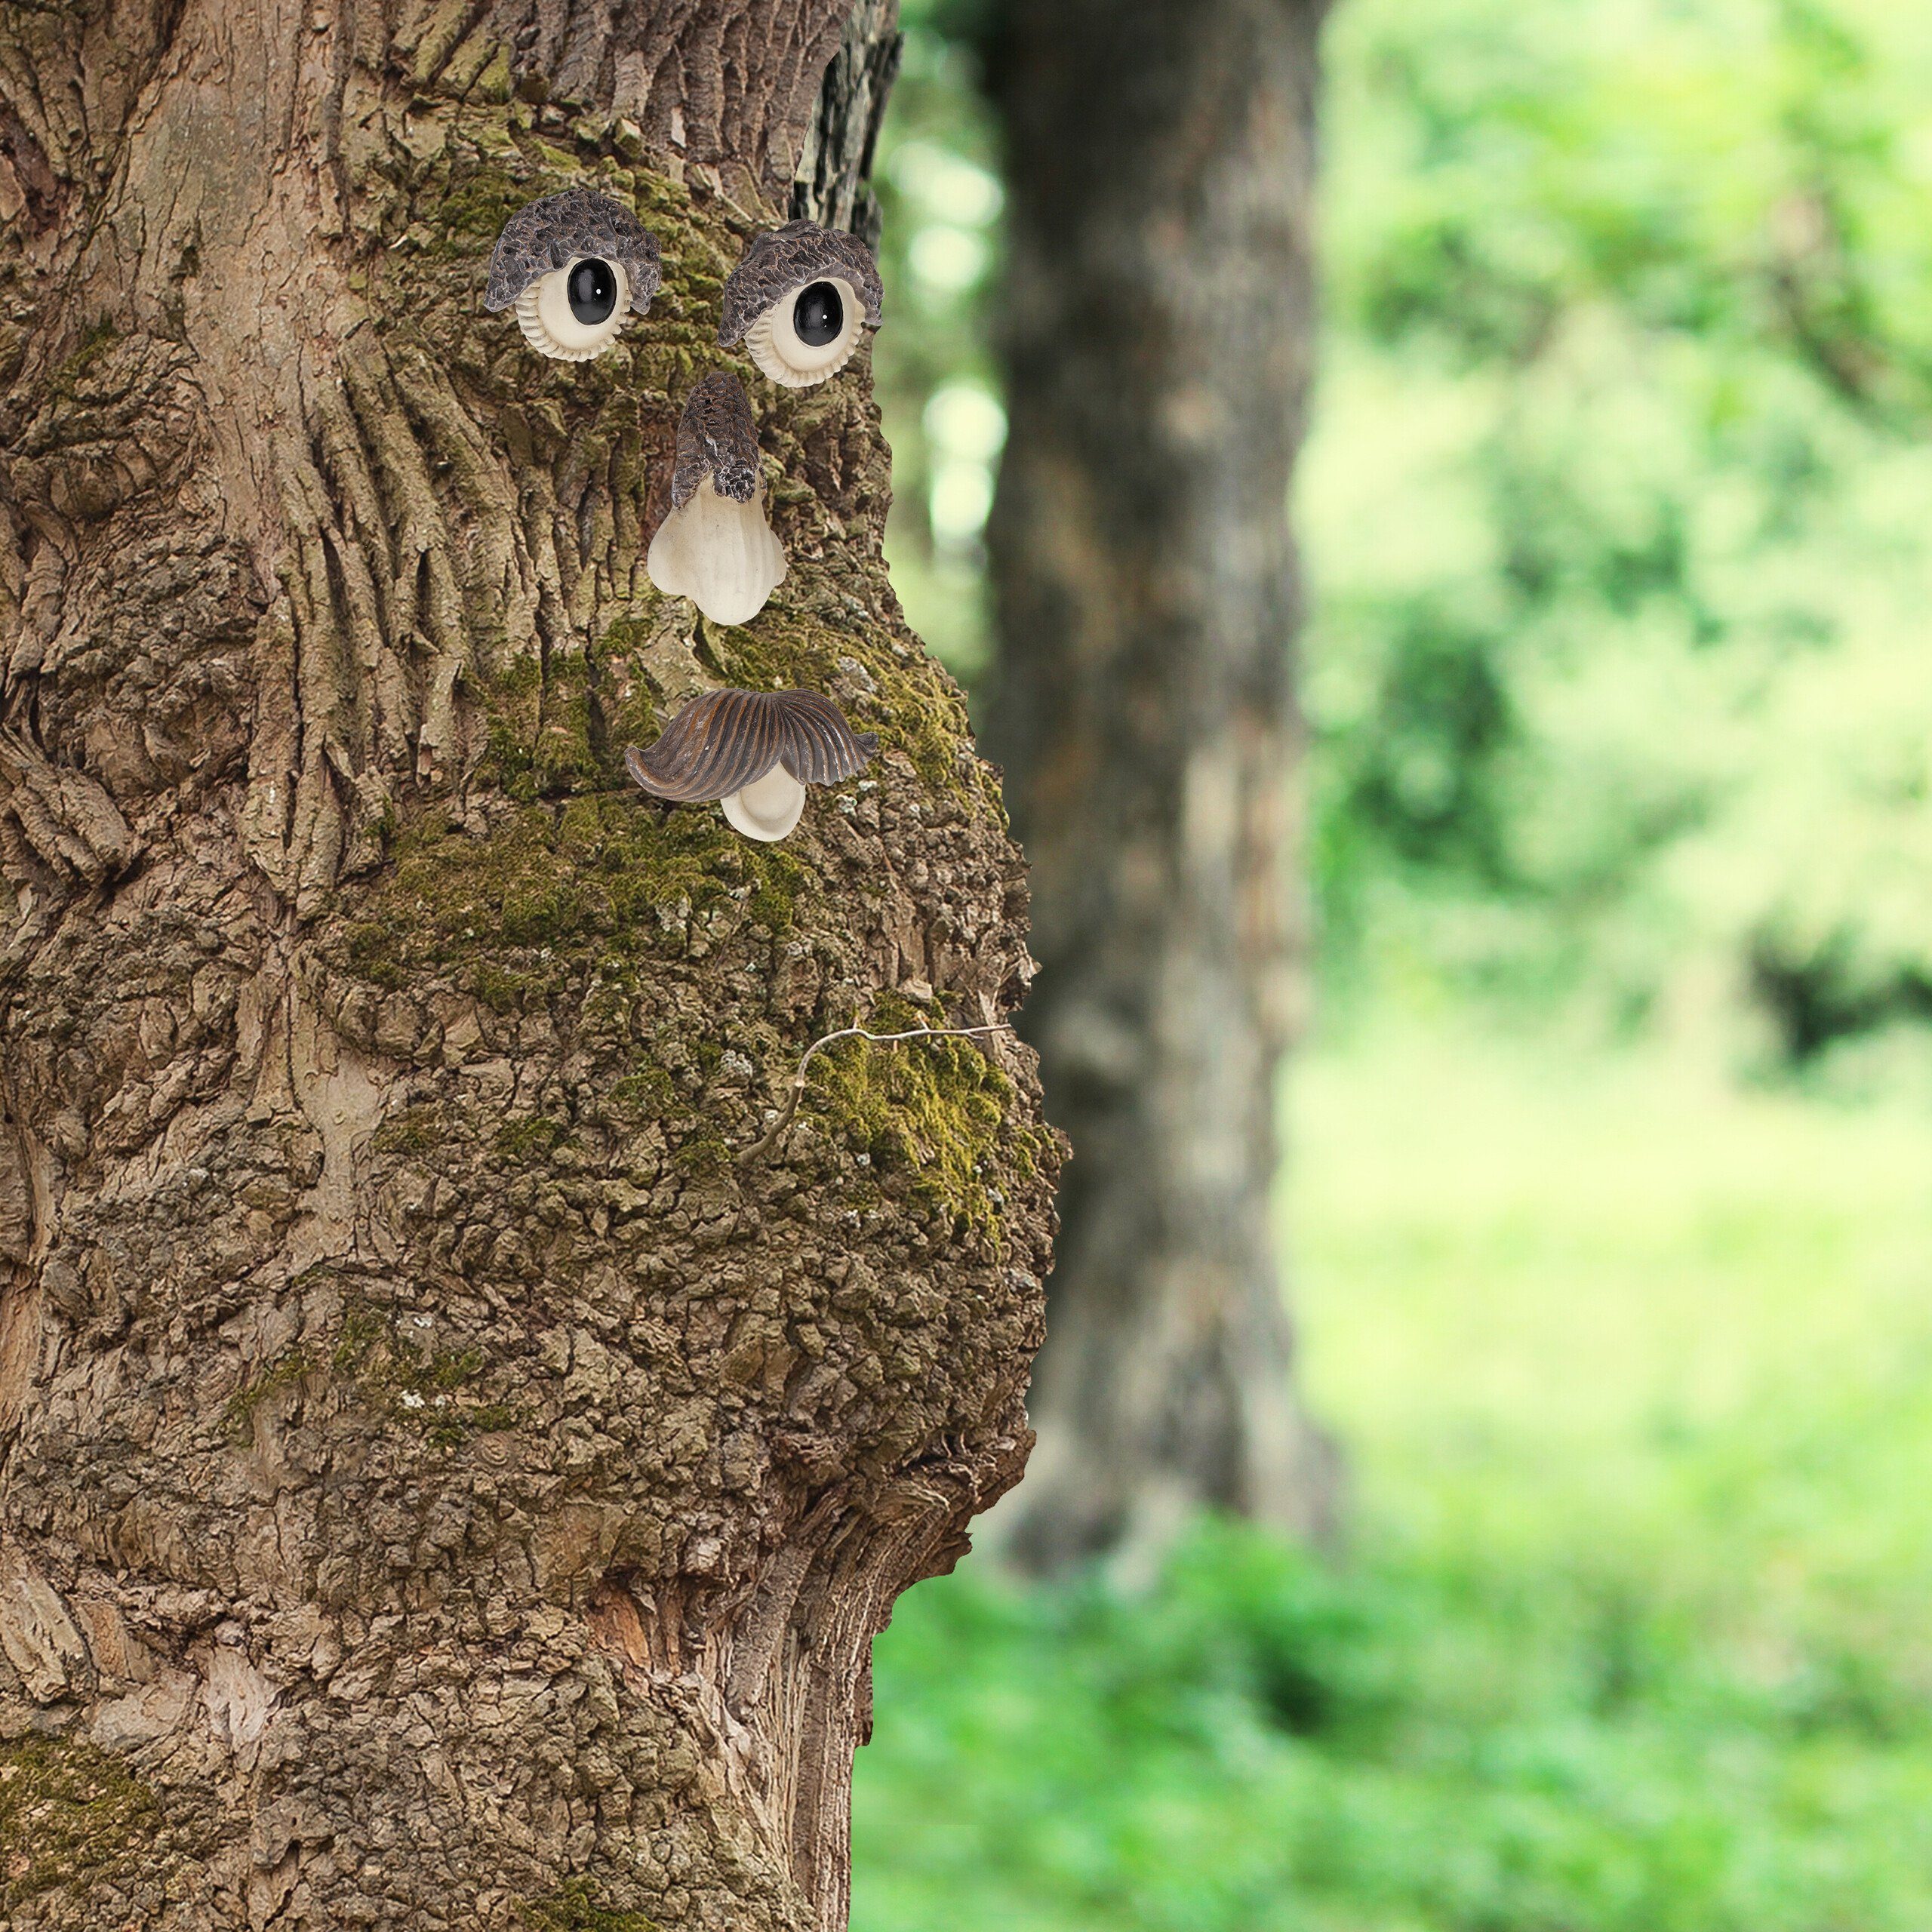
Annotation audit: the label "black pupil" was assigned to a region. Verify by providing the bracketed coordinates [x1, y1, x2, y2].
[793, 281, 844, 347]
[567, 258, 617, 325]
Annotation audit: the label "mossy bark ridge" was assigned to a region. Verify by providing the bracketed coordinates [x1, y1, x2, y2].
[0, 2, 1054, 1928]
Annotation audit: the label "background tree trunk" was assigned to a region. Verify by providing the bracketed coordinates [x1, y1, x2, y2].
[0, 2, 1055, 1927]
[982, 0, 1334, 1576]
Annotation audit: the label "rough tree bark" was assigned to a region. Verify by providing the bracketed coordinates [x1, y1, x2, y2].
[0, 2, 1056, 1927]
[981, 0, 1334, 1575]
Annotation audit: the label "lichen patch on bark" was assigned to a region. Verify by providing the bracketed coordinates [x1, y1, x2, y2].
[0, 1735, 164, 1911]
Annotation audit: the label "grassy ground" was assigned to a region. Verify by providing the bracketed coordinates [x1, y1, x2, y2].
[851, 1028, 1932, 1930]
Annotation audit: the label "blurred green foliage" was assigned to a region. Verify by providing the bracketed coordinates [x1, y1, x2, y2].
[879, 0, 1932, 1078]
[857, 3, 1932, 1928]
[855, 1033, 1932, 1930]
[872, 11, 1004, 681]
[1306, 0, 1932, 1068]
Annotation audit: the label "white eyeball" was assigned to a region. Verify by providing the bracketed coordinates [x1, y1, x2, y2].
[515, 255, 632, 361]
[744, 277, 865, 388]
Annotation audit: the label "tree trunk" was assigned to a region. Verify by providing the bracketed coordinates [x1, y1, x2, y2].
[0, 3, 1055, 1927]
[982, 0, 1334, 1576]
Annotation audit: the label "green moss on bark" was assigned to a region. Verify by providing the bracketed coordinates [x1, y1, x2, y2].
[0, 1737, 160, 1909]
[225, 1314, 517, 1451]
[335, 796, 806, 1002]
[371, 1103, 447, 1155]
[804, 997, 1049, 1241]
[223, 1346, 316, 1443]
[518, 1879, 663, 1932]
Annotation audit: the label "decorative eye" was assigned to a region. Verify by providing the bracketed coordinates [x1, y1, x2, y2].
[647, 374, 787, 627]
[741, 276, 861, 386]
[625, 688, 879, 844]
[483, 189, 662, 362]
[516, 254, 631, 360]
[718, 220, 883, 389]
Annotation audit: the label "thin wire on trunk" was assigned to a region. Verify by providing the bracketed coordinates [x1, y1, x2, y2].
[738, 1021, 1016, 1164]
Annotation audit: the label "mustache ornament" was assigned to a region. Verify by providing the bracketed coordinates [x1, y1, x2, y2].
[625, 688, 878, 843]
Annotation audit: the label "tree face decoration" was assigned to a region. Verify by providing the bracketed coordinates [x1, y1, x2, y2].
[0, 7, 1062, 1927]
[719, 219, 884, 387]
[647, 372, 788, 626]
[484, 189, 663, 359]
[625, 688, 878, 842]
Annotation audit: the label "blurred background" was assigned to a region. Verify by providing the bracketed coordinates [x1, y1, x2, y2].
[851, 1, 1932, 1926]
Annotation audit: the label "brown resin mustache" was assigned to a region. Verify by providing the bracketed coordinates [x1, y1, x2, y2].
[623, 689, 878, 804]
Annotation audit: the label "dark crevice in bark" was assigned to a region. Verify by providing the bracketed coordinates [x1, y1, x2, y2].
[790, 0, 903, 248]
[0, 99, 63, 236]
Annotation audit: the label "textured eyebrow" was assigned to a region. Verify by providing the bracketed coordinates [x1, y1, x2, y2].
[717, 220, 885, 347]
[669, 374, 764, 507]
[483, 189, 663, 314]
[624, 689, 880, 803]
